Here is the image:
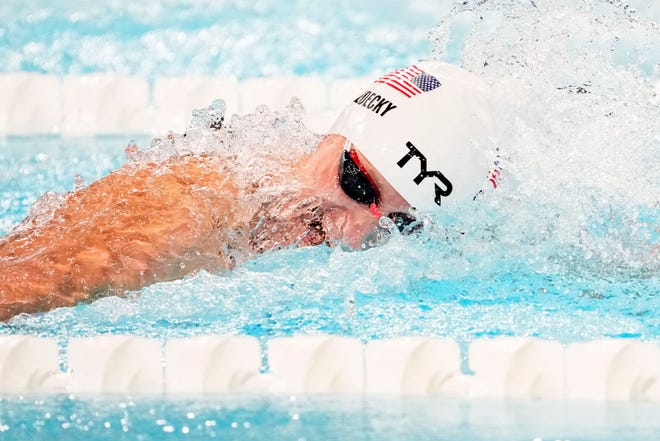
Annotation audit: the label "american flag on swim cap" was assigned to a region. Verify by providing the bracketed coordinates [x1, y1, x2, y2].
[375, 65, 441, 98]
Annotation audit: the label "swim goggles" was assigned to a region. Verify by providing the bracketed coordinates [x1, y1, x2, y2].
[338, 146, 418, 234]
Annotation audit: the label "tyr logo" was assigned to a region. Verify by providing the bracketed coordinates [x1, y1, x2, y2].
[397, 141, 453, 206]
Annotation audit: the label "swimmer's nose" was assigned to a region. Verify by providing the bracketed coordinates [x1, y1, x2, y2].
[387, 212, 421, 235]
[359, 211, 420, 249]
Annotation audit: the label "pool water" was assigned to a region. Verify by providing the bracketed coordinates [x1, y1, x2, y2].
[0, 0, 439, 79]
[1, 395, 659, 441]
[1, 0, 659, 440]
[0, 135, 657, 346]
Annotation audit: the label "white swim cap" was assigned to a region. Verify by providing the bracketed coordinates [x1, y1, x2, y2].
[330, 61, 495, 211]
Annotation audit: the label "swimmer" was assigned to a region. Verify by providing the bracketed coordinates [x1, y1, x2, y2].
[0, 61, 495, 321]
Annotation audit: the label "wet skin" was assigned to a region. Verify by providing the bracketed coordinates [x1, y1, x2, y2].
[0, 134, 410, 320]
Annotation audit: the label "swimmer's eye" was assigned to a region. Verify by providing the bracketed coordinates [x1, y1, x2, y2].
[338, 150, 379, 205]
[339, 149, 419, 234]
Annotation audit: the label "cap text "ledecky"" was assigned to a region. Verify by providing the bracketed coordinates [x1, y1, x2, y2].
[353, 91, 397, 116]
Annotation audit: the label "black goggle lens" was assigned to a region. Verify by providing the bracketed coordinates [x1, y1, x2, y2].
[338, 151, 379, 205]
[338, 150, 420, 235]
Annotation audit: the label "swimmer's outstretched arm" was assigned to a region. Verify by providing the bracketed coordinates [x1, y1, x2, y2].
[0, 155, 242, 321]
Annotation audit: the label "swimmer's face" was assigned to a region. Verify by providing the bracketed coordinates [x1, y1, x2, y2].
[305, 135, 412, 248]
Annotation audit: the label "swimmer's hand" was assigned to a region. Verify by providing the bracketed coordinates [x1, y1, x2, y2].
[0, 156, 241, 321]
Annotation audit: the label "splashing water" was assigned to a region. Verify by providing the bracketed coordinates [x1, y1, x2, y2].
[1, 0, 658, 344]
[125, 98, 318, 207]
[126, 98, 327, 256]
[425, 0, 659, 277]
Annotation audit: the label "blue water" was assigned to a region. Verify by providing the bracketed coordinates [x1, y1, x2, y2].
[1, 136, 657, 345]
[0, 395, 658, 441]
[0, 0, 438, 79]
[1, 0, 659, 440]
